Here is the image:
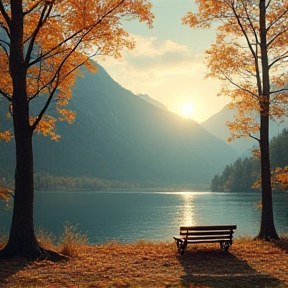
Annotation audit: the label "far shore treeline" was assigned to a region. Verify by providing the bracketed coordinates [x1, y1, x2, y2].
[212, 128, 288, 193]
[0, 172, 209, 192]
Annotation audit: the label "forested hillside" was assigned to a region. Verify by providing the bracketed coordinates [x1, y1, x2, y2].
[0, 63, 237, 188]
[211, 129, 288, 192]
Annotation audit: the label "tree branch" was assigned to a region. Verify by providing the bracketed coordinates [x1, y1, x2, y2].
[24, 2, 53, 66]
[0, 0, 11, 28]
[270, 87, 288, 95]
[266, 9, 288, 34]
[268, 50, 288, 69]
[221, 70, 258, 99]
[28, 47, 99, 103]
[30, 0, 125, 131]
[267, 27, 288, 48]
[31, 76, 58, 132]
[0, 88, 12, 101]
[23, 0, 42, 16]
[266, 0, 272, 9]
[0, 22, 10, 39]
[249, 133, 260, 142]
[231, 2, 262, 94]
[0, 39, 9, 57]
[28, 0, 125, 68]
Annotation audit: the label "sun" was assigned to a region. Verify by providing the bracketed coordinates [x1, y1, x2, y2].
[182, 103, 194, 118]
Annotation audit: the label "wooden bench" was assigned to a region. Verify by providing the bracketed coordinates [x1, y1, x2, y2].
[173, 225, 237, 255]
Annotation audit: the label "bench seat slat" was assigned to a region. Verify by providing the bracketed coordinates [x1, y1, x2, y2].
[186, 238, 232, 244]
[179, 233, 233, 238]
[180, 230, 234, 236]
[179, 225, 236, 231]
[186, 236, 232, 242]
[186, 235, 232, 239]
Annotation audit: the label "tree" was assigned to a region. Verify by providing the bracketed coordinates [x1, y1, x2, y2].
[183, 0, 288, 240]
[210, 174, 220, 191]
[0, 0, 153, 259]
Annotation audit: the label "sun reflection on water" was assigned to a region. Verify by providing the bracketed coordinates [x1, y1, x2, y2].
[179, 192, 196, 226]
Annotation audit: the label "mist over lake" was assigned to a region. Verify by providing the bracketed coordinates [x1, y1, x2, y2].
[1, 191, 288, 243]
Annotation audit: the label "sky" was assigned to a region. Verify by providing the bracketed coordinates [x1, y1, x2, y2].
[98, 0, 229, 124]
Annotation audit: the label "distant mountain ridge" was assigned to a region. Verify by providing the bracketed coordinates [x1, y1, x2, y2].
[137, 93, 168, 111]
[201, 106, 254, 155]
[201, 106, 288, 155]
[0, 63, 237, 185]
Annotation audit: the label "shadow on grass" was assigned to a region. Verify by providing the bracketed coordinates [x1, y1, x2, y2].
[272, 236, 288, 254]
[0, 257, 32, 286]
[177, 246, 282, 288]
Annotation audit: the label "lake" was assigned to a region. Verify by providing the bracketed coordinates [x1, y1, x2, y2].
[0, 191, 288, 243]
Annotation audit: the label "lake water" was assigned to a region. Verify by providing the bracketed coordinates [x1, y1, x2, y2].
[0, 191, 288, 243]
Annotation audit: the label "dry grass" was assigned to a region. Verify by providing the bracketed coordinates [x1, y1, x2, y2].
[58, 222, 88, 256]
[36, 223, 88, 257]
[0, 235, 288, 288]
[36, 226, 57, 252]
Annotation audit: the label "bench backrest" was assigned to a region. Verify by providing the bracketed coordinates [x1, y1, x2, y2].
[179, 225, 237, 241]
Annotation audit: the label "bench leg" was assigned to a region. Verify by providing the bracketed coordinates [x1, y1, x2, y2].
[175, 239, 186, 255]
[180, 242, 185, 255]
[220, 240, 230, 251]
[175, 240, 181, 251]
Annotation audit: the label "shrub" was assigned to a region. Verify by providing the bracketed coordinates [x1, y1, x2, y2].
[36, 226, 56, 251]
[59, 222, 88, 256]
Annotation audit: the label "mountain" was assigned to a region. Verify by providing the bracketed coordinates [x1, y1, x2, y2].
[201, 106, 288, 155]
[137, 93, 168, 111]
[201, 106, 255, 155]
[0, 63, 237, 185]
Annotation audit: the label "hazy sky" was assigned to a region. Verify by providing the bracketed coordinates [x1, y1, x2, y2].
[99, 0, 229, 123]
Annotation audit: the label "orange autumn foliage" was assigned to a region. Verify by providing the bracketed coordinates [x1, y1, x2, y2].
[0, 187, 12, 201]
[183, 0, 288, 140]
[0, 0, 154, 139]
[272, 167, 288, 192]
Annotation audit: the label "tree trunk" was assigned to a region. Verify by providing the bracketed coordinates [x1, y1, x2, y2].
[0, 118, 43, 258]
[256, 114, 279, 240]
[0, 1, 60, 259]
[256, 0, 279, 240]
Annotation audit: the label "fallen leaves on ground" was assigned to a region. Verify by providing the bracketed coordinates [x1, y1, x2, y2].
[0, 237, 288, 288]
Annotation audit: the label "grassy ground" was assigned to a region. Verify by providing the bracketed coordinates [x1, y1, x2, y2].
[0, 235, 288, 288]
